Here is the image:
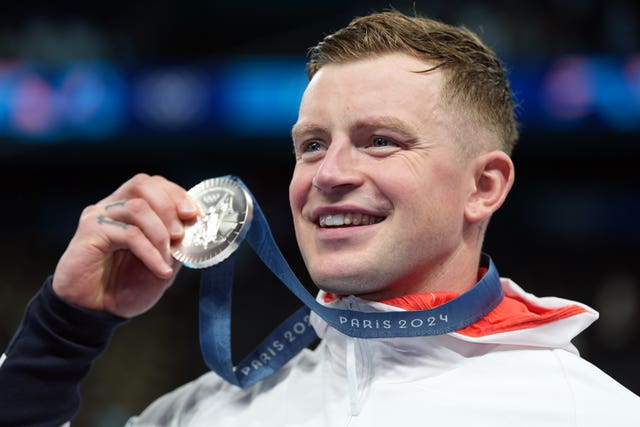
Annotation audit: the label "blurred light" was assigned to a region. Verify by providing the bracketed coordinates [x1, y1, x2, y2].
[542, 56, 594, 122]
[0, 62, 126, 141]
[58, 63, 127, 139]
[592, 57, 640, 132]
[0, 55, 639, 143]
[624, 54, 640, 118]
[536, 55, 640, 131]
[10, 71, 56, 138]
[217, 58, 307, 137]
[133, 68, 209, 131]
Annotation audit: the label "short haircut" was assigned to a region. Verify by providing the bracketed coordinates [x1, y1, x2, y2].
[307, 10, 518, 155]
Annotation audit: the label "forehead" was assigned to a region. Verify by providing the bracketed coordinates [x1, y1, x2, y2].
[295, 53, 446, 131]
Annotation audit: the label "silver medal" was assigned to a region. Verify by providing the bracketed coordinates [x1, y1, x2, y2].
[172, 177, 253, 269]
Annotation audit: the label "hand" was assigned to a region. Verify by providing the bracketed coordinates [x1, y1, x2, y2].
[52, 174, 199, 318]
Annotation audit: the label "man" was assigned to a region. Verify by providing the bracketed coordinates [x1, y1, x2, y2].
[1, 10, 639, 426]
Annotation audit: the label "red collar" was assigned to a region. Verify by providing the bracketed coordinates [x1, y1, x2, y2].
[323, 267, 587, 337]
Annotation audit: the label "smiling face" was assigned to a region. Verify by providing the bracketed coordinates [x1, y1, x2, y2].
[290, 53, 488, 300]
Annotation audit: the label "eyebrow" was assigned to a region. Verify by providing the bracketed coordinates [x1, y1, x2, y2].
[291, 122, 326, 141]
[352, 117, 419, 141]
[291, 116, 418, 141]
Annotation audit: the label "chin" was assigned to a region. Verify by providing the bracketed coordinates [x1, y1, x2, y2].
[311, 270, 387, 297]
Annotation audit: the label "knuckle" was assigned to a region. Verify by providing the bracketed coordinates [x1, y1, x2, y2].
[126, 197, 149, 214]
[125, 225, 144, 240]
[154, 231, 171, 248]
[79, 205, 99, 223]
[111, 173, 150, 198]
[145, 174, 169, 190]
[130, 172, 151, 184]
[126, 173, 152, 194]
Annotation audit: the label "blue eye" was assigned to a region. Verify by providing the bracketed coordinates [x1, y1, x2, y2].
[296, 140, 326, 161]
[305, 141, 323, 152]
[372, 137, 395, 147]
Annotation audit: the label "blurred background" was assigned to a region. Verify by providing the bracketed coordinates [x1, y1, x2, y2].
[0, 0, 639, 425]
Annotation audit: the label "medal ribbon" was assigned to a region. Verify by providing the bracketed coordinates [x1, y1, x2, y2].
[199, 176, 504, 388]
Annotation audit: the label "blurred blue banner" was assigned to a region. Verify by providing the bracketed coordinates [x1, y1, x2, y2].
[0, 54, 638, 143]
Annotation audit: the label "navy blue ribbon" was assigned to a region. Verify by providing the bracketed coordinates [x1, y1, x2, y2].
[199, 176, 504, 388]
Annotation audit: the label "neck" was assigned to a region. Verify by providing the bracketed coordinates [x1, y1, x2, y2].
[358, 248, 481, 301]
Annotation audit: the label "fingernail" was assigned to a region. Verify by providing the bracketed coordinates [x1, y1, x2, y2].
[180, 200, 198, 214]
[160, 262, 173, 276]
[170, 220, 184, 237]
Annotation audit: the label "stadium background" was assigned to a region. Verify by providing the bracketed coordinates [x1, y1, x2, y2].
[1, 1, 639, 425]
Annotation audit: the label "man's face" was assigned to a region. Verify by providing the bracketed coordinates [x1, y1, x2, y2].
[289, 53, 478, 300]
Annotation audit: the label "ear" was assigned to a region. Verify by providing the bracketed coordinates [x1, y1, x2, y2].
[464, 151, 515, 224]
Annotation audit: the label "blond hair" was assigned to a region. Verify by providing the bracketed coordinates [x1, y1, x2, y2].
[307, 10, 518, 155]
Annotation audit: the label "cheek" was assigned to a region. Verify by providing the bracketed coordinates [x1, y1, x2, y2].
[428, 159, 469, 202]
[386, 159, 466, 224]
[289, 165, 312, 216]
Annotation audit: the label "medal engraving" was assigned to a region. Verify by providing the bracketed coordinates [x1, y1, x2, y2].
[172, 177, 253, 268]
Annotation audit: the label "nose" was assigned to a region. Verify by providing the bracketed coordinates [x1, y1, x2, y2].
[312, 140, 364, 193]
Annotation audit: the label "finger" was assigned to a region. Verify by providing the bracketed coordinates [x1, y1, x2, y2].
[126, 174, 200, 220]
[110, 174, 199, 239]
[91, 209, 175, 279]
[96, 198, 173, 263]
[153, 176, 200, 220]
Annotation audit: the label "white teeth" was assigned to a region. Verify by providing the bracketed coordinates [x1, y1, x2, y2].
[352, 213, 362, 225]
[318, 212, 383, 228]
[329, 213, 344, 226]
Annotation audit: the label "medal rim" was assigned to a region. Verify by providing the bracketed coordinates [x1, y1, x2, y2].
[171, 176, 253, 269]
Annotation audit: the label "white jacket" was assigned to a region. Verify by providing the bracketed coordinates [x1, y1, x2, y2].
[127, 278, 640, 426]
